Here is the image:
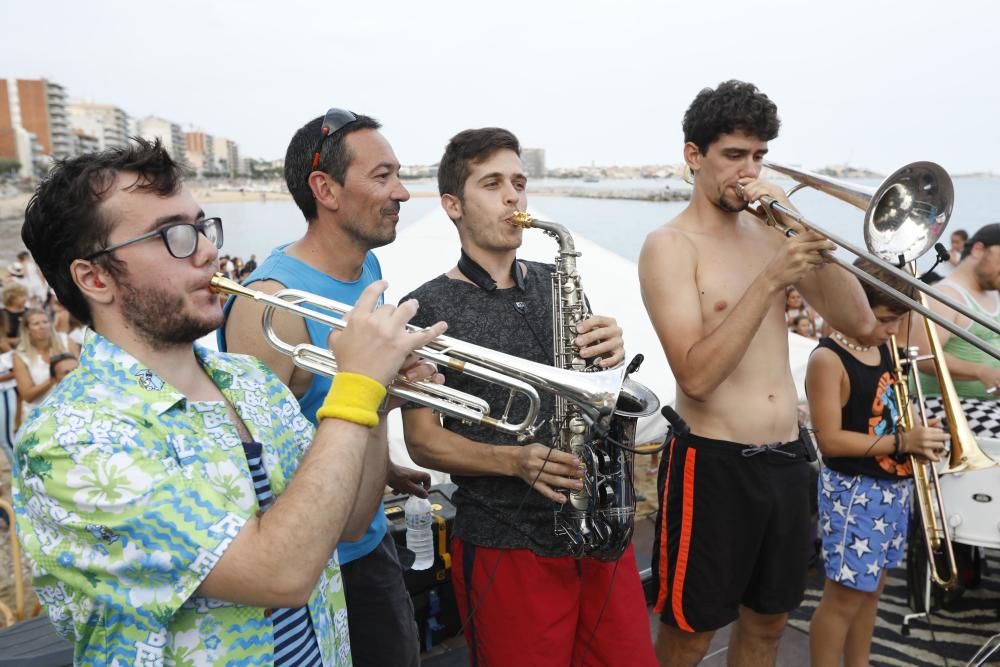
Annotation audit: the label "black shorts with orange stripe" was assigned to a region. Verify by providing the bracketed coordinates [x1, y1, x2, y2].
[650, 431, 813, 632]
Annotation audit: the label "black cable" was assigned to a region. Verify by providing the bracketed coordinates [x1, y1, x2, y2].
[514, 301, 554, 365]
[583, 413, 668, 455]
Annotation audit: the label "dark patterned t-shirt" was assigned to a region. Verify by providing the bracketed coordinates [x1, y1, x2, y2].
[403, 261, 573, 556]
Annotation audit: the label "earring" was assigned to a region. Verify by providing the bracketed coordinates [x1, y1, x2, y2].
[682, 165, 696, 185]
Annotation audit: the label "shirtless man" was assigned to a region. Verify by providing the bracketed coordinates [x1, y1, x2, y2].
[639, 80, 877, 666]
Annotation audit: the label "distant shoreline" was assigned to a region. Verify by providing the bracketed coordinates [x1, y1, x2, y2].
[2, 171, 997, 247]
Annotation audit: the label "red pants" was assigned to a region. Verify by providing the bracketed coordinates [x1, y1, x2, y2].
[451, 537, 657, 667]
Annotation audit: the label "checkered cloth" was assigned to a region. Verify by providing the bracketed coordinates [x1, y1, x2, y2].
[923, 396, 1000, 439]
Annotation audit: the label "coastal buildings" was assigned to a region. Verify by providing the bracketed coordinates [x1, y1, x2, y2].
[213, 136, 242, 177]
[70, 129, 100, 155]
[399, 163, 437, 179]
[68, 101, 129, 151]
[136, 115, 187, 165]
[0, 78, 72, 176]
[185, 130, 215, 176]
[0, 74, 263, 184]
[522, 147, 546, 178]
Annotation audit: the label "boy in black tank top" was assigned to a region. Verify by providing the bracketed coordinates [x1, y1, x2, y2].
[805, 258, 949, 667]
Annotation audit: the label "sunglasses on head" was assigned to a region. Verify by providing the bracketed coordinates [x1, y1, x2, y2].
[310, 108, 358, 173]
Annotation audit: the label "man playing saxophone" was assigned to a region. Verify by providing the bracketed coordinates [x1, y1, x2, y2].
[401, 128, 657, 666]
[639, 80, 878, 667]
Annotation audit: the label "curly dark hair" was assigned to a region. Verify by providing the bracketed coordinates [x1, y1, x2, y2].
[284, 112, 381, 221]
[854, 257, 918, 314]
[683, 80, 780, 154]
[438, 128, 521, 201]
[21, 137, 183, 325]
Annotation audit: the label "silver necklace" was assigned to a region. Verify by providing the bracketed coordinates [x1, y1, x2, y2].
[832, 331, 872, 352]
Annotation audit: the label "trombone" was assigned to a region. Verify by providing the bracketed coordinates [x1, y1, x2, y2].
[210, 275, 657, 437]
[890, 340, 958, 589]
[737, 161, 1000, 361]
[745, 160, 1000, 589]
[743, 160, 1000, 469]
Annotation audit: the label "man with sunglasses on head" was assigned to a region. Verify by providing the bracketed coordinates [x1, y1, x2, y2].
[14, 138, 444, 666]
[221, 109, 427, 666]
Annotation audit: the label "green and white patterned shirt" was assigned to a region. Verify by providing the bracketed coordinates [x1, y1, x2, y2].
[12, 329, 351, 666]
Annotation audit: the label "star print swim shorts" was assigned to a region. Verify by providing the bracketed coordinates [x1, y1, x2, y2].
[817, 465, 912, 592]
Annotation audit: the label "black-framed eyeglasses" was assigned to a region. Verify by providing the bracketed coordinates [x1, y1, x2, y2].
[310, 108, 358, 173]
[85, 217, 224, 261]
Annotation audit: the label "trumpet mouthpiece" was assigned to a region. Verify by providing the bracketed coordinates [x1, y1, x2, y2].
[209, 273, 256, 299]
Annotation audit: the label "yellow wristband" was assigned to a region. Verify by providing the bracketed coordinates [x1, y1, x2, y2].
[315, 372, 388, 428]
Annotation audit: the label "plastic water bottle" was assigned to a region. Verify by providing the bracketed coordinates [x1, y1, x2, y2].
[404, 495, 435, 571]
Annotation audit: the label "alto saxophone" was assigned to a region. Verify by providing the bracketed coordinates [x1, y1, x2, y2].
[512, 212, 658, 560]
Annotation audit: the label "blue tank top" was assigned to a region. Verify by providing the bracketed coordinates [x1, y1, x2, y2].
[219, 243, 388, 564]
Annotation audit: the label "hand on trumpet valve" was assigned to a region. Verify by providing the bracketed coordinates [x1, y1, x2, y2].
[375, 356, 445, 413]
[901, 418, 950, 463]
[328, 280, 448, 387]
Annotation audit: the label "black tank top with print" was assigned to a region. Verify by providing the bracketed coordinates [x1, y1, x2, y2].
[815, 337, 912, 479]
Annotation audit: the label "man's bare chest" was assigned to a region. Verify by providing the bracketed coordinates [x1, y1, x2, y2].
[694, 242, 775, 316]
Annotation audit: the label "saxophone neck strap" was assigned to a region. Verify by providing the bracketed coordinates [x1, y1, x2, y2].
[457, 249, 526, 292]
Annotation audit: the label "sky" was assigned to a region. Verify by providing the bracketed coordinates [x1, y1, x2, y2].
[3, 0, 997, 174]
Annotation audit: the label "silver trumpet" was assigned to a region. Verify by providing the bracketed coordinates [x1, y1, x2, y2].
[211, 274, 640, 436]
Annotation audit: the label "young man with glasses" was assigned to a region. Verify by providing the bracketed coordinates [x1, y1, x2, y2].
[221, 110, 428, 666]
[14, 138, 444, 666]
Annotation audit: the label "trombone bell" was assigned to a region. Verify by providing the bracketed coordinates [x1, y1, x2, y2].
[763, 160, 953, 265]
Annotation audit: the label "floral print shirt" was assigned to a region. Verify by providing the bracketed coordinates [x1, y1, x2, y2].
[12, 330, 351, 666]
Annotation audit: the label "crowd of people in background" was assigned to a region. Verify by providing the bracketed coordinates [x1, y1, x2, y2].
[0, 251, 84, 485]
[217, 252, 257, 281]
[785, 286, 821, 339]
